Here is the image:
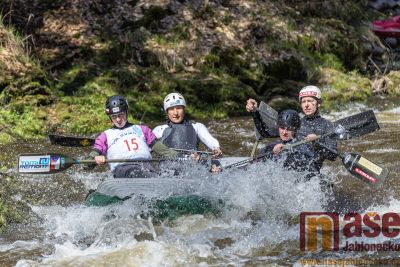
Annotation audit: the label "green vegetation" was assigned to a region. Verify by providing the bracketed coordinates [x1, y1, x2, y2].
[0, 0, 399, 230]
[0, 1, 397, 140]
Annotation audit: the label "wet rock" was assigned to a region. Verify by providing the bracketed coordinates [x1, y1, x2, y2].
[363, 42, 386, 55]
[0, 173, 36, 233]
[213, 237, 235, 249]
[134, 232, 155, 241]
[384, 37, 399, 47]
[159, 16, 180, 32]
[368, 0, 400, 11]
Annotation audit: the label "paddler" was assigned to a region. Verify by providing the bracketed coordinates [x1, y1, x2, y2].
[257, 109, 320, 174]
[87, 95, 178, 178]
[246, 85, 337, 171]
[153, 92, 223, 171]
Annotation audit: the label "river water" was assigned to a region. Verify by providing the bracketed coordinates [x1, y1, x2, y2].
[0, 104, 400, 266]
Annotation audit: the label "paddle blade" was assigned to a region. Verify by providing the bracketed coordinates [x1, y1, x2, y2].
[18, 153, 76, 174]
[48, 134, 95, 147]
[341, 153, 388, 187]
[334, 110, 380, 139]
[258, 101, 278, 134]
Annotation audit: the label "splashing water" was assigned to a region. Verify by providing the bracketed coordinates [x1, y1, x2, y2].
[1, 110, 399, 266]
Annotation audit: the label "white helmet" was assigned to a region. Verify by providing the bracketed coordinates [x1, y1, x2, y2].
[163, 93, 186, 111]
[299, 85, 322, 101]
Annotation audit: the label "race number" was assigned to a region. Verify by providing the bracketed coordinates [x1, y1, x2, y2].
[124, 138, 139, 151]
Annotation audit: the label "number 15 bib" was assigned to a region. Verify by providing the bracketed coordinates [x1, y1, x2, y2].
[105, 126, 152, 170]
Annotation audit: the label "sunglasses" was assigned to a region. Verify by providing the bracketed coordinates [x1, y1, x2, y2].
[110, 112, 126, 120]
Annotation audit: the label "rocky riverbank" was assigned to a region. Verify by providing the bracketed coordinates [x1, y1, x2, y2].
[0, 1, 399, 144]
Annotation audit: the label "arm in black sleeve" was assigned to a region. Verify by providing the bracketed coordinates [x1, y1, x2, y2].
[252, 111, 279, 138]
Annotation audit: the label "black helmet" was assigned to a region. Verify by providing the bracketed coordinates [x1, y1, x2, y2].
[105, 95, 129, 115]
[277, 109, 300, 130]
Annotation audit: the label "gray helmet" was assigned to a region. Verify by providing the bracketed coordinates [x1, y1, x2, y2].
[277, 109, 301, 130]
[105, 95, 129, 115]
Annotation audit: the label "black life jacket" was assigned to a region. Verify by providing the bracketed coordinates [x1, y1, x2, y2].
[262, 138, 320, 173]
[297, 115, 338, 167]
[161, 120, 199, 150]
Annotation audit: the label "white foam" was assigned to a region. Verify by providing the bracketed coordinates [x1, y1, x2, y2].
[11, 138, 396, 266]
[388, 107, 400, 113]
[0, 240, 40, 252]
[365, 148, 400, 153]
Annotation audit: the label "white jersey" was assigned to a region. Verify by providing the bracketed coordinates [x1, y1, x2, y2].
[153, 122, 220, 150]
[105, 125, 152, 171]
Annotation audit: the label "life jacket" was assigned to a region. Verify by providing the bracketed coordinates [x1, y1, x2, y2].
[105, 125, 152, 171]
[262, 138, 320, 173]
[160, 120, 199, 150]
[297, 115, 331, 138]
[297, 115, 338, 166]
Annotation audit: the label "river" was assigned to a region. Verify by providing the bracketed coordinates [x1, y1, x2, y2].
[0, 104, 399, 266]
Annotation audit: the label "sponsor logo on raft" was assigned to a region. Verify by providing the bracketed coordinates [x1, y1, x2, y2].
[300, 212, 400, 251]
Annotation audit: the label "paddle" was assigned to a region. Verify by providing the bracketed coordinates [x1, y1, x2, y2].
[18, 153, 172, 174]
[48, 112, 149, 147]
[170, 148, 213, 155]
[223, 110, 380, 171]
[48, 134, 95, 147]
[251, 102, 279, 140]
[223, 137, 388, 186]
[223, 153, 269, 169]
[332, 110, 380, 139]
[251, 101, 379, 141]
[248, 101, 278, 158]
[315, 141, 388, 186]
[256, 101, 278, 129]
[224, 146, 387, 186]
[282, 110, 380, 151]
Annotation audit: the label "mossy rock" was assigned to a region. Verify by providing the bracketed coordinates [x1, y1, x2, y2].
[317, 67, 372, 110]
[385, 71, 400, 96]
[0, 174, 34, 232]
[0, 79, 52, 106]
